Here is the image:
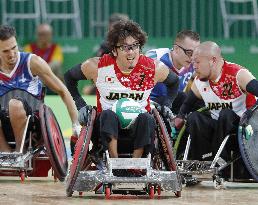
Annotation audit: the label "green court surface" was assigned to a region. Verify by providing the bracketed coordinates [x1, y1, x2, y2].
[44, 95, 96, 138]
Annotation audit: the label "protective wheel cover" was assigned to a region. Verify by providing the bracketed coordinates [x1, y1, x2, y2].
[66, 109, 96, 197]
[39, 104, 68, 181]
[238, 107, 258, 181]
[153, 108, 182, 196]
[153, 108, 176, 171]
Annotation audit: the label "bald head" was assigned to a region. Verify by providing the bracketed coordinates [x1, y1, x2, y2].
[192, 41, 224, 81]
[36, 23, 53, 48]
[194, 41, 221, 58]
[37, 23, 52, 34]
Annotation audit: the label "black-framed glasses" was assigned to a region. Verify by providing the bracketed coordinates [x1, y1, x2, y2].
[175, 44, 193, 58]
[116, 43, 140, 52]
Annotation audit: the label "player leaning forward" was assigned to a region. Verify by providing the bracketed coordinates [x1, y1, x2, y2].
[64, 20, 179, 158]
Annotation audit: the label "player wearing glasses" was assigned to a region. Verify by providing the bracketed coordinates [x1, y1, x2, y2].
[64, 20, 179, 160]
[146, 30, 201, 114]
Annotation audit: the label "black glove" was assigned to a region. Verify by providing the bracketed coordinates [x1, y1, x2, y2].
[239, 104, 258, 127]
[78, 105, 92, 126]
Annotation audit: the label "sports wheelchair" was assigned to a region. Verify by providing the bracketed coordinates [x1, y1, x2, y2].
[66, 107, 182, 199]
[0, 89, 68, 182]
[172, 108, 257, 189]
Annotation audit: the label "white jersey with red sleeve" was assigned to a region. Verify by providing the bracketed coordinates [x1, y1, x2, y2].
[195, 61, 256, 119]
[95, 54, 156, 113]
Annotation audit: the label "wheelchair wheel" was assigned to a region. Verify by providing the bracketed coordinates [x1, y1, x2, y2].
[152, 108, 181, 197]
[66, 109, 96, 197]
[39, 104, 68, 182]
[153, 108, 177, 171]
[238, 113, 258, 182]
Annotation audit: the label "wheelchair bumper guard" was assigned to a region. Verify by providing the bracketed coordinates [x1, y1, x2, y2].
[177, 160, 216, 175]
[0, 151, 34, 170]
[74, 170, 180, 192]
[73, 153, 181, 193]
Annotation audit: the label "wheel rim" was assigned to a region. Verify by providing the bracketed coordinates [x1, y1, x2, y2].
[40, 104, 68, 181]
[48, 113, 67, 166]
[66, 109, 96, 197]
[66, 126, 88, 196]
[153, 108, 176, 171]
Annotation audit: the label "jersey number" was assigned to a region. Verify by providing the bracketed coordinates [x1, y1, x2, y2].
[222, 82, 233, 97]
[139, 73, 146, 87]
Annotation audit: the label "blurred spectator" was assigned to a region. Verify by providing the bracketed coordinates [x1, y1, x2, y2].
[83, 13, 129, 95]
[24, 23, 64, 82]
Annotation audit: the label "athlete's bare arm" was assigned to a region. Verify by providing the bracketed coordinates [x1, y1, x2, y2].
[154, 60, 170, 84]
[81, 57, 100, 83]
[237, 69, 256, 92]
[30, 55, 78, 124]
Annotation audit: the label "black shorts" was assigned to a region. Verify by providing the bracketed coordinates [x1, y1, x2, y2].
[0, 89, 42, 113]
[0, 90, 43, 141]
[92, 110, 156, 154]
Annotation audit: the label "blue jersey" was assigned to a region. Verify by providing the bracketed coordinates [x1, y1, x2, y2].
[146, 48, 194, 99]
[0, 52, 43, 97]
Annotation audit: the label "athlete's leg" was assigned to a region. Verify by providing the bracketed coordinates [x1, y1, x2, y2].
[213, 108, 240, 160]
[0, 126, 11, 152]
[132, 112, 156, 158]
[99, 110, 120, 158]
[108, 138, 118, 158]
[8, 99, 27, 152]
[186, 111, 216, 160]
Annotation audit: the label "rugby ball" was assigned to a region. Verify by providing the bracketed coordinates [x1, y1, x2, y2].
[112, 98, 145, 129]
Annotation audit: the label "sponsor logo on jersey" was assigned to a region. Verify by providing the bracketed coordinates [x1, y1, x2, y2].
[207, 102, 233, 110]
[106, 92, 144, 101]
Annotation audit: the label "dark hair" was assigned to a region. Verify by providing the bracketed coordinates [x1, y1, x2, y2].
[0, 25, 16, 41]
[107, 20, 147, 52]
[175, 30, 200, 43]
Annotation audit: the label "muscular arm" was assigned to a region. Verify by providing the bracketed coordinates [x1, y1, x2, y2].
[64, 57, 99, 110]
[30, 55, 78, 124]
[237, 69, 257, 94]
[81, 57, 99, 82]
[154, 61, 179, 107]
